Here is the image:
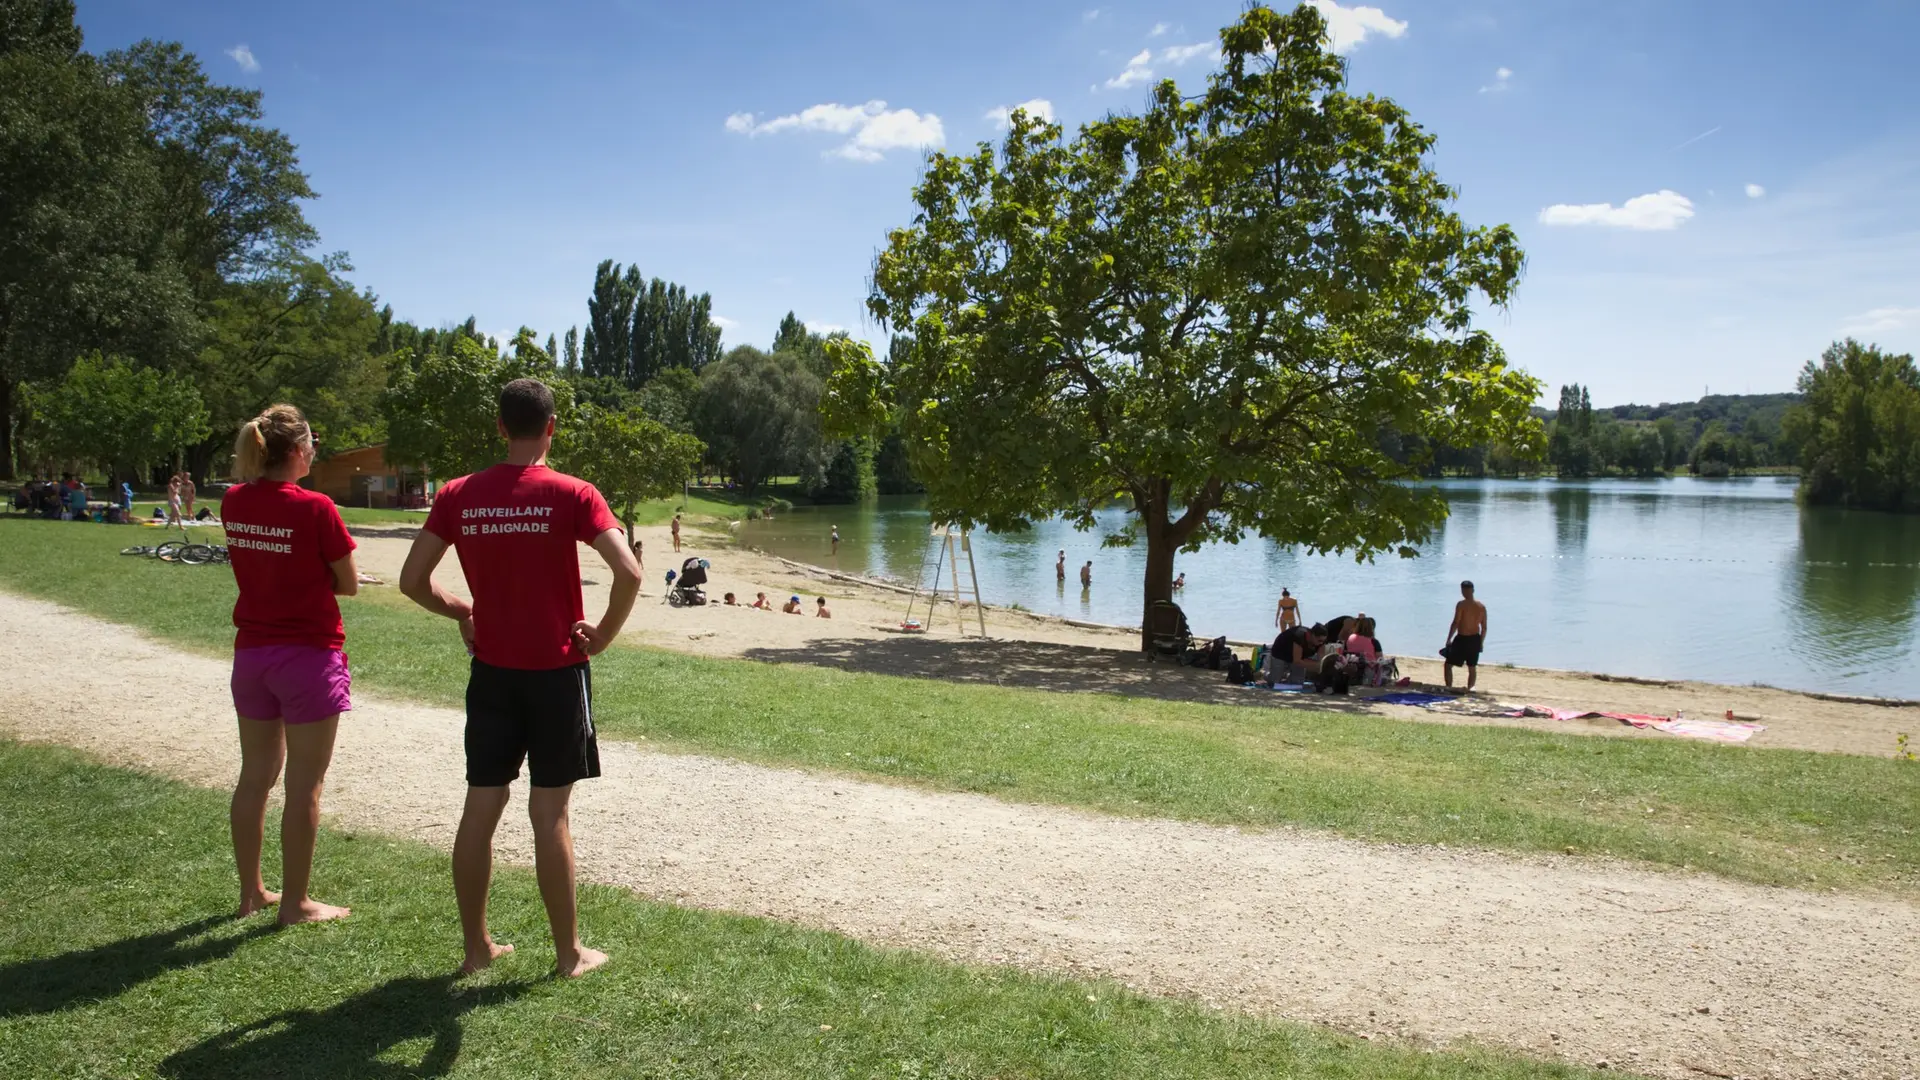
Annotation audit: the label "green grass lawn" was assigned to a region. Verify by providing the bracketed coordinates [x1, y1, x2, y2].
[0, 741, 1610, 1080]
[3, 515, 1916, 895]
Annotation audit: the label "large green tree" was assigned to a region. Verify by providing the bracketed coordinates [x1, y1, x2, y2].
[825, 4, 1541, 645]
[192, 255, 385, 469]
[694, 345, 824, 494]
[1785, 339, 1920, 512]
[25, 352, 209, 477]
[383, 337, 572, 481]
[103, 40, 316, 290]
[0, 1, 197, 476]
[554, 405, 704, 534]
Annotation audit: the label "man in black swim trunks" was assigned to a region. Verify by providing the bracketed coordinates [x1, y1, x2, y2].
[1441, 580, 1487, 692]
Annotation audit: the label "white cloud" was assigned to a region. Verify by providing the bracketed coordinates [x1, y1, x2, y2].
[1839, 306, 1920, 335]
[711, 315, 740, 330]
[1103, 48, 1155, 89]
[1745, 183, 1766, 199]
[1158, 42, 1218, 65]
[225, 44, 259, 73]
[1149, 21, 1170, 37]
[1305, 0, 1407, 53]
[1478, 66, 1512, 93]
[985, 99, 1056, 129]
[1083, 8, 1100, 21]
[807, 321, 849, 336]
[1537, 190, 1696, 231]
[724, 101, 944, 162]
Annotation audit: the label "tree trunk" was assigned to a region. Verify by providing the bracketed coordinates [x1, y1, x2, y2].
[1140, 516, 1178, 652]
[0, 375, 13, 480]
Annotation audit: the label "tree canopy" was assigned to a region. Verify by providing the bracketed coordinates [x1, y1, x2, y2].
[825, 3, 1541, 643]
[383, 337, 570, 481]
[694, 345, 824, 494]
[580, 260, 723, 386]
[25, 352, 209, 472]
[1785, 339, 1920, 512]
[554, 405, 704, 533]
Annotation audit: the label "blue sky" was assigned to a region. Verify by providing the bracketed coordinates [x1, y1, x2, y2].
[78, 0, 1920, 406]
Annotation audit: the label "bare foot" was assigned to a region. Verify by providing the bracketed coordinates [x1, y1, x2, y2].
[277, 898, 351, 926]
[460, 941, 514, 974]
[556, 946, 609, 979]
[239, 889, 281, 917]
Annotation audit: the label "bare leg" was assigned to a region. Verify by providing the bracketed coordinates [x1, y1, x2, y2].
[1443, 661, 1455, 690]
[529, 784, 606, 978]
[232, 717, 286, 916]
[1466, 663, 1477, 692]
[454, 786, 514, 973]
[279, 717, 349, 925]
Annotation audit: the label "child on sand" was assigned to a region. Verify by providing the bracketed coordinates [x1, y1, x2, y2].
[816, 597, 831, 618]
[222, 404, 359, 926]
[752, 591, 771, 610]
[723, 592, 738, 605]
[782, 595, 803, 614]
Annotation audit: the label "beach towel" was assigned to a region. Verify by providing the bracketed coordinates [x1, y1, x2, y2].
[1371, 691, 1455, 707]
[1509, 705, 1766, 744]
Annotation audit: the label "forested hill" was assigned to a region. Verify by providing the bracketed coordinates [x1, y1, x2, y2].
[1493, 390, 1806, 478]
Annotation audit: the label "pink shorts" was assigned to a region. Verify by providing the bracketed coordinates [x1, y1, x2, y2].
[232, 646, 352, 725]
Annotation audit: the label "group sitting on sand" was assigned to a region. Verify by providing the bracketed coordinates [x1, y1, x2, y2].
[1258, 581, 1486, 694]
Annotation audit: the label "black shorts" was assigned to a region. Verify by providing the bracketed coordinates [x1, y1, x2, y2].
[1443, 634, 1483, 666]
[465, 659, 600, 788]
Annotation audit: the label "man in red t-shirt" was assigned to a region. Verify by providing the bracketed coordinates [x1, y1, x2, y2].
[399, 378, 641, 978]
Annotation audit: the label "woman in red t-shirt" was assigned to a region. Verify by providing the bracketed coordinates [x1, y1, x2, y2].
[222, 404, 359, 925]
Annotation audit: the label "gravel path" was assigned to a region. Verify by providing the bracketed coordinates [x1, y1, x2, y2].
[3, 592, 1915, 1080]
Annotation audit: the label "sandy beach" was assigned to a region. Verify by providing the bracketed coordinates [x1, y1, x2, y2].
[340, 518, 1917, 758]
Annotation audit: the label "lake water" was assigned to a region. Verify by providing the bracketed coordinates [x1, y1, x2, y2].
[735, 479, 1920, 698]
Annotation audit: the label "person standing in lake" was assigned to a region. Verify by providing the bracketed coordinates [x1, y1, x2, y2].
[1079, 561, 1092, 589]
[830, 525, 840, 555]
[399, 378, 640, 979]
[1055, 550, 1066, 583]
[1275, 588, 1299, 630]
[1441, 580, 1487, 693]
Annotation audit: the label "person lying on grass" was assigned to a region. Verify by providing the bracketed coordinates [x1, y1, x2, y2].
[400, 378, 641, 979]
[222, 404, 360, 926]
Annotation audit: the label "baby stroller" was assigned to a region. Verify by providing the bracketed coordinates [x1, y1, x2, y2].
[666, 556, 709, 607]
[1144, 599, 1194, 662]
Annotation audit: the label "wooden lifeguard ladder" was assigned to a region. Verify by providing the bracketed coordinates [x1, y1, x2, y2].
[904, 522, 988, 637]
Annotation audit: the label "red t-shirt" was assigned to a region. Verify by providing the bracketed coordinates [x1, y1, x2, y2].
[424, 464, 620, 671]
[222, 481, 356, 651]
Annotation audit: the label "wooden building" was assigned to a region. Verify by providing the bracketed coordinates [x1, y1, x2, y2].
[303, 444, 429, 508]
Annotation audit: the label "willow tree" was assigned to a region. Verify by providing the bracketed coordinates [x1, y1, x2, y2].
[825, 3, 1542, 647]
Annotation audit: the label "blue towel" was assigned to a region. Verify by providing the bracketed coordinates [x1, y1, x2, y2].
[1372, 691, 1454, 707]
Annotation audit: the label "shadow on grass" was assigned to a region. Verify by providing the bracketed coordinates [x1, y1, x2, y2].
[0, 915, 274, 1018]
[741, 634, 1382, 714]
[158, 974, 534, 1080]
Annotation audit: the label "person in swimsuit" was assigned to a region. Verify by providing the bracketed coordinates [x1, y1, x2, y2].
[180, 471, 198, 520]
[782, 595, 803, 614]
[222, 404, 360, 925]
[1172, 572, 1186, 591]
[1079, 561, 1092, 588]
[1275, 588, 1299, 630]
[815, 596, 832, 618]
[166, 473, 185, 526]
[830, 526, 840, 555]
[752, 591, 771, 610]
[400, 378, 640, 978]
[1055, 550, 1066, 583]
[1442, 580, 1488, 692]
[670, 513, 682, 552]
